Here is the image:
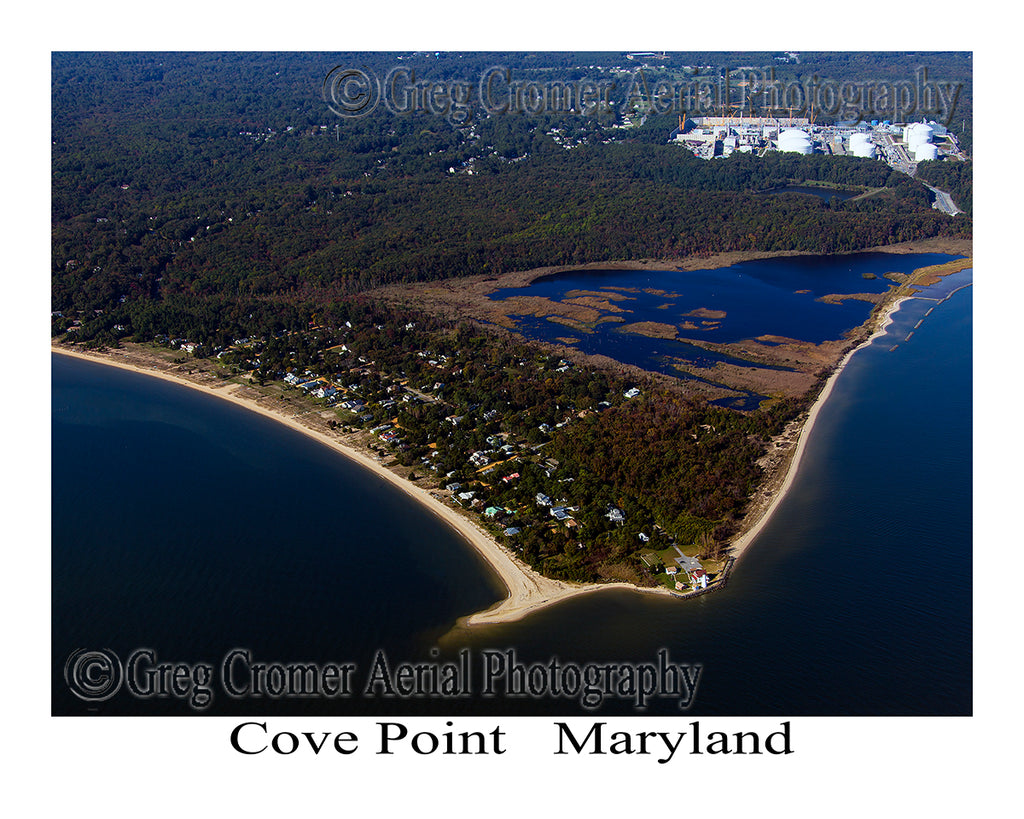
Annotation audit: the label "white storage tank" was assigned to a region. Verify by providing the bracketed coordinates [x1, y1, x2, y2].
[905, 122, 934, 148]
[779, 140, 812, 155]
[849, 132, 876, 158]
[778, 129, 813, 154]
[913, 142, 938, 161]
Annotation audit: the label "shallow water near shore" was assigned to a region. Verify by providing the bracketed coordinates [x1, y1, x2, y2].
[51, 263, 971, 716]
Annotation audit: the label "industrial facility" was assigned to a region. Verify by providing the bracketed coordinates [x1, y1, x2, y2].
[670, 115, 966, 172]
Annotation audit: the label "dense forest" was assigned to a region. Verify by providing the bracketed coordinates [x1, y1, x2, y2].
[52, 52, 971, 347]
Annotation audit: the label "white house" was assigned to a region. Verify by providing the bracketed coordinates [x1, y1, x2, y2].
[606, 507, 626, 523]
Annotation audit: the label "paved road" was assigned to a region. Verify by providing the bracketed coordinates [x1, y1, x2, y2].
[673, 549, 703, 572]
[923, 183, 962, 215]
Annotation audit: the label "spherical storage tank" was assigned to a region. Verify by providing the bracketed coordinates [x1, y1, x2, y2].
[778, 129, 812, 155]
[849, 132, 876, 158]
[913, 142, 938, 161]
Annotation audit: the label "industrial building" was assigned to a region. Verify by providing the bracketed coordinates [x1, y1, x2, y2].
[671, 115, 965, 171]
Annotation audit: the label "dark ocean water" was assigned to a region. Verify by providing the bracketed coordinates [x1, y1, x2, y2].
[52, 260, 971, 717]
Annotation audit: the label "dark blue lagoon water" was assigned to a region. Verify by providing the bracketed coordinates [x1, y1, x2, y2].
[52, 262, 971, 716]
[489, 253, 961, 394]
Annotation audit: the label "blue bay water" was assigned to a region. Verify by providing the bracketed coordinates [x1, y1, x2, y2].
[51, 257, 971, 716]
[51, 359, 505, 715]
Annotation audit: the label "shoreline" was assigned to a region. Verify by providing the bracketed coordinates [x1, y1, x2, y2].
[52, 344, 674, 626]
[724, 256, 972, 565]
[724, 295, 910, 566]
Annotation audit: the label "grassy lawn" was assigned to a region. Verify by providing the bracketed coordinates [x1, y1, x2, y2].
[657, 573, 690, 592]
